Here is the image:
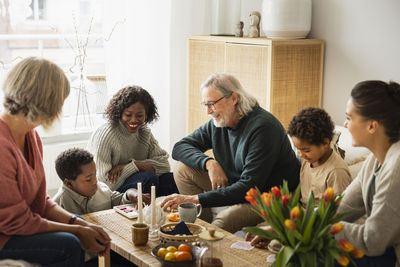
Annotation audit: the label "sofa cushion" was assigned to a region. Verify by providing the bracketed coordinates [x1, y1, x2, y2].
[335, 125, 370, 165]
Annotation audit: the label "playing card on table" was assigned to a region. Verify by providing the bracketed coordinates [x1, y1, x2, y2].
[230, 241, 254, 250]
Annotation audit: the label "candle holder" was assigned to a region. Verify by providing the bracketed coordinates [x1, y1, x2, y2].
[148, 223, 159, 241]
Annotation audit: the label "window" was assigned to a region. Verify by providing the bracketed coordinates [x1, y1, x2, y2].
[0, 0, 107, 137]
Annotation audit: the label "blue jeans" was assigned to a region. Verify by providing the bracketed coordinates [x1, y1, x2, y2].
[0, 232, 84, 267]
[117, 171, 179, 196]
[332, 247, 396, 267]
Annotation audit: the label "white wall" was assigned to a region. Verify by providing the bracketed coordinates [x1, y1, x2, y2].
[103, 0, 400, 153]
[229, 0, 400, 125]
[311, 0, 400, 125]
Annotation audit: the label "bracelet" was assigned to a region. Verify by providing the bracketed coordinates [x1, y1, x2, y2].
[68, 215, 77, 225]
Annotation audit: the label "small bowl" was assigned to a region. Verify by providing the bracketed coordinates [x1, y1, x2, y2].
[151, 242, 202, 267]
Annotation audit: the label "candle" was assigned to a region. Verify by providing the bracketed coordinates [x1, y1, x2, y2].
[137, 183, 143, 223]
[151, 185, 156, 227]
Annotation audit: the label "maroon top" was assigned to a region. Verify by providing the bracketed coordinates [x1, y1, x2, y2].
[0, 119, 56, 249]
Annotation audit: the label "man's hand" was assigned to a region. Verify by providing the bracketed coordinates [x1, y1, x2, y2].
[134, 161, 156, 173]
[160, 194, 199, 211]
[108, 164, 127, 184]
[126, 189, 151, 206]
[205, 159, 229, 190]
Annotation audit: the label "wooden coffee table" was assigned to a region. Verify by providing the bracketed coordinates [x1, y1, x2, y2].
[83, 209, 272, 267]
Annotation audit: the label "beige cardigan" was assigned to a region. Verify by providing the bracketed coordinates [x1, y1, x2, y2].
[336, 141, 400, 266]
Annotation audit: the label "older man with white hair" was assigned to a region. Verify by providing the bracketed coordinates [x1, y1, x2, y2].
[161, 73, 300, 233]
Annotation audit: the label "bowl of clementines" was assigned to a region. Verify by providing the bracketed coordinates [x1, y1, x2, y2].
[151, 242, 202, 267]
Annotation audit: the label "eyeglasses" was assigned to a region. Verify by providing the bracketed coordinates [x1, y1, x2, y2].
[201, 93, 232, 111]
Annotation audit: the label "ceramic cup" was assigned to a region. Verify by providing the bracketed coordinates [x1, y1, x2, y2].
[131, 223, 149, 246]
[178, 203, 202, 223]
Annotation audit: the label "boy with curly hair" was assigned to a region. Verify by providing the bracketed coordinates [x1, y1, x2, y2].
[288, 107, 352, 206]
[53, 148, 150, 215]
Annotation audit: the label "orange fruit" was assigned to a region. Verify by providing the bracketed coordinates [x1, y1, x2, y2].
[175, 251, 192, 261]
[166, 246, 177, 253]
[167, 212, 180, 222]
[157, 247, 168, 259]
[164, 252, 176, 261]
[177, 243, 192, 253]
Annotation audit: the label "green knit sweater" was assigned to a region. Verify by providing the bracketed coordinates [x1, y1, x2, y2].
[172, 105, 300, 208]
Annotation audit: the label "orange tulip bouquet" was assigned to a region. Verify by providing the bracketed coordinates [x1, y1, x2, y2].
[243, 181, 364, 267]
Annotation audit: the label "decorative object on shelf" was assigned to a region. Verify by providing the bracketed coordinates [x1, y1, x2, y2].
[235, 21, 244, 37]
[211, 0, 241, 36]
[243, 181, 364, 267]
[261, 0, 312, 39]
[248, 11, 261, 38]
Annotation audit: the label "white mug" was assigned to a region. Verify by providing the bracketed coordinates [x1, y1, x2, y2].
[178, 203, 202, 223]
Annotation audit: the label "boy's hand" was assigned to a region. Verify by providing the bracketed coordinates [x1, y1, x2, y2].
[126, 189, 151, 206]
[142, 193, 151, 205]
[245, 233, 269, 249]
[245, 225, 274, 248]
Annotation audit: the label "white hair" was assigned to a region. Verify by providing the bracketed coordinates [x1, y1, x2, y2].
[200, 72, 258, 117]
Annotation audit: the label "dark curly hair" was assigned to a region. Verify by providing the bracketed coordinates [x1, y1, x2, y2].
[104, 86, 159, 127]
[288, 107, 334, 146]
[55, 148, 94, 181]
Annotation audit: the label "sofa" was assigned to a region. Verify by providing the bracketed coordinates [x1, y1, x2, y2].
[334, 125, 370, 179]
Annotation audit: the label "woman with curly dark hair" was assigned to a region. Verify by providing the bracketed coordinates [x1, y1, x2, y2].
[87, 86, 178, 196]
[287, 107, 352, 207]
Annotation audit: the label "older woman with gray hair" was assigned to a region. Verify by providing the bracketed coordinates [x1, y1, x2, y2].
[161, 72, 300, 233]
[0, 57, 110, 266]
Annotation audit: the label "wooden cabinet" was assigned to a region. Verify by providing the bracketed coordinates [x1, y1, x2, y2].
[187, 35, 324, 134]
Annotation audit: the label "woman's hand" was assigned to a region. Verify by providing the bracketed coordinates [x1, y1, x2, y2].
[205, 159, 229, 190]
[75, 224, 111, 256]
[108, 164, 127, 184]
[134, 161, 155, 173]
[126, 189, 151, 206]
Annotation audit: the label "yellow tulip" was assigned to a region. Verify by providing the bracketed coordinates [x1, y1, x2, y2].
[351, 248, 364, 259]
[339, 239, 354, 253]
[323, 187, 335, 202]
[284, 219, 296, 230]
[330, 223, 344, 235]
[337, 254, 349, 266]
[290, 206, 301, 219]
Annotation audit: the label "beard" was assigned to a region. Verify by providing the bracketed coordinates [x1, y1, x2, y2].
[209, 113, 225, 127]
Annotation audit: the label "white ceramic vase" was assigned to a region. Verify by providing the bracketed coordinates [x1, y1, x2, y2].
[261, 0, 312, 39]
[211, 0, 241, 35]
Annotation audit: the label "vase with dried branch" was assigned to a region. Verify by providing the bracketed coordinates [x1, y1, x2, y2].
[53, 13, 124, 130]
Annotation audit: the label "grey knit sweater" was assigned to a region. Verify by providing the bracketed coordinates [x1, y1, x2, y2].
[86, 121, 170, 191]
[336, 141, 400, 265]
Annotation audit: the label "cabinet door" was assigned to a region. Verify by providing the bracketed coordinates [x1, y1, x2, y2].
[225, 43, 270, 111]
[270, 42, 323, 128]
[187, 40, 224, 134]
